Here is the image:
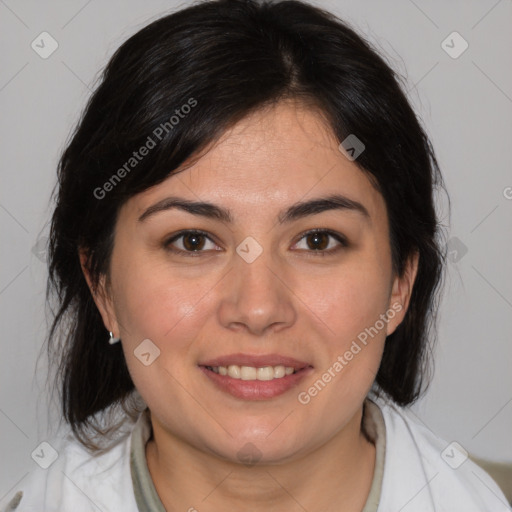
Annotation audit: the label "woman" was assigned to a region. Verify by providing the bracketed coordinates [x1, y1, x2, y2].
[4, 0, 509, 511]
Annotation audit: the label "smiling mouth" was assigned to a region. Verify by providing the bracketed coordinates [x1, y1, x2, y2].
[199, 363, 313, 400]
[198, 352, 313, 400]
[203, 364, 300, 381]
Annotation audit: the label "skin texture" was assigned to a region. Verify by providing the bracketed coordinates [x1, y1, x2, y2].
[81, 100, 418, 511]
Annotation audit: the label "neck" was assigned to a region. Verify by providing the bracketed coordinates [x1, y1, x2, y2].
[145, 406, 376, 512]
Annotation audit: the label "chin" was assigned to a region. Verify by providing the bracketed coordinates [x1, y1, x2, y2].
[203, 427, 305, 466]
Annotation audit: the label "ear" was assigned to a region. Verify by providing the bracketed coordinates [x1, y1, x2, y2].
[79, 248, 120, 338]
[386, 250, 419, 336]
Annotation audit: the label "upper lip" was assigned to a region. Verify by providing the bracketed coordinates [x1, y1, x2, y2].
[199, 353, 312, 370]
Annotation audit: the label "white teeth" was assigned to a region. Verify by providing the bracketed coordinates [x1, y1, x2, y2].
[241, 366, 257, 380]
[227, 365, 241, 379]
[257, 366, 274, 381]
[211, 364, 297, 380]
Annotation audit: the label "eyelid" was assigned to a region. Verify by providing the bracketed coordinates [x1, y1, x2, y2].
[294, 228, 347, 244]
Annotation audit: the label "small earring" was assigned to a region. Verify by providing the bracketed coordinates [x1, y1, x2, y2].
[108, 331, 120, 345]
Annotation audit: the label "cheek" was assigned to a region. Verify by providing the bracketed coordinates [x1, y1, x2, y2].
[296, 255, 391, 406]
[117, 270, 208, 335]
[112, 258, 217, 410]
[304, 258, 392, 347]
[111, 252, 219, 365]
[291, 262, 391, 445]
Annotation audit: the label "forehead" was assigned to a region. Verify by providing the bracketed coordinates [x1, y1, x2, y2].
[128, 101, 385, 222]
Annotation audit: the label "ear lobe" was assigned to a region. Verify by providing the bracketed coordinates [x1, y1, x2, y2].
[386, 250, 419, 335]
[78, 248, 118, 335]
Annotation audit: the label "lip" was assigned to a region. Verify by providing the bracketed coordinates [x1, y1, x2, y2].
[198, 353, 313, 400]
[199, 353, 311, 370]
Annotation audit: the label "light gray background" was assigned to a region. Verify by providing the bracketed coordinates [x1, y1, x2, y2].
[1, 0, 511, 500]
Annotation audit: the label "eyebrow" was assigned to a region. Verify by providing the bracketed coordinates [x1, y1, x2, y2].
[137, 194, 371, 225]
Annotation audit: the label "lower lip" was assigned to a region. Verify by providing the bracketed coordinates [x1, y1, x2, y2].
[199, 366, 313, 400]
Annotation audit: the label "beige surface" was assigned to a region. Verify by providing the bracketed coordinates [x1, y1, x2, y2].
[470, 455, 512, 505]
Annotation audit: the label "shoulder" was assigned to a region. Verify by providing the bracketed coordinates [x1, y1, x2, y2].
[1, 423, 140, 512]
[371, 395, 511, 512]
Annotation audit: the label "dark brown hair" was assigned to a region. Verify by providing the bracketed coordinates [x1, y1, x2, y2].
[46, 0, 447, 452]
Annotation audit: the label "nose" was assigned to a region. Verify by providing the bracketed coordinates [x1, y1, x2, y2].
[217, 249, 297, 336]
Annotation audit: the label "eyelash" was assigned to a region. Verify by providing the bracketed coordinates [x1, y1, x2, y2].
[163, 229, 348, 257]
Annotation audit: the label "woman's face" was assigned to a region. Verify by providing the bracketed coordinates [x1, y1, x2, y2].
[89, 101, 417, 463]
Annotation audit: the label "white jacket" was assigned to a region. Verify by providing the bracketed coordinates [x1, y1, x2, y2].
[2, 396, 510, 512]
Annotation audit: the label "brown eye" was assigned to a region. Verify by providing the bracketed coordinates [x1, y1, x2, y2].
[293, 230, 347, 254]
[306, 232, 329, 250]
[182, 233, 206, 251]
[165, 230, 220, 255]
